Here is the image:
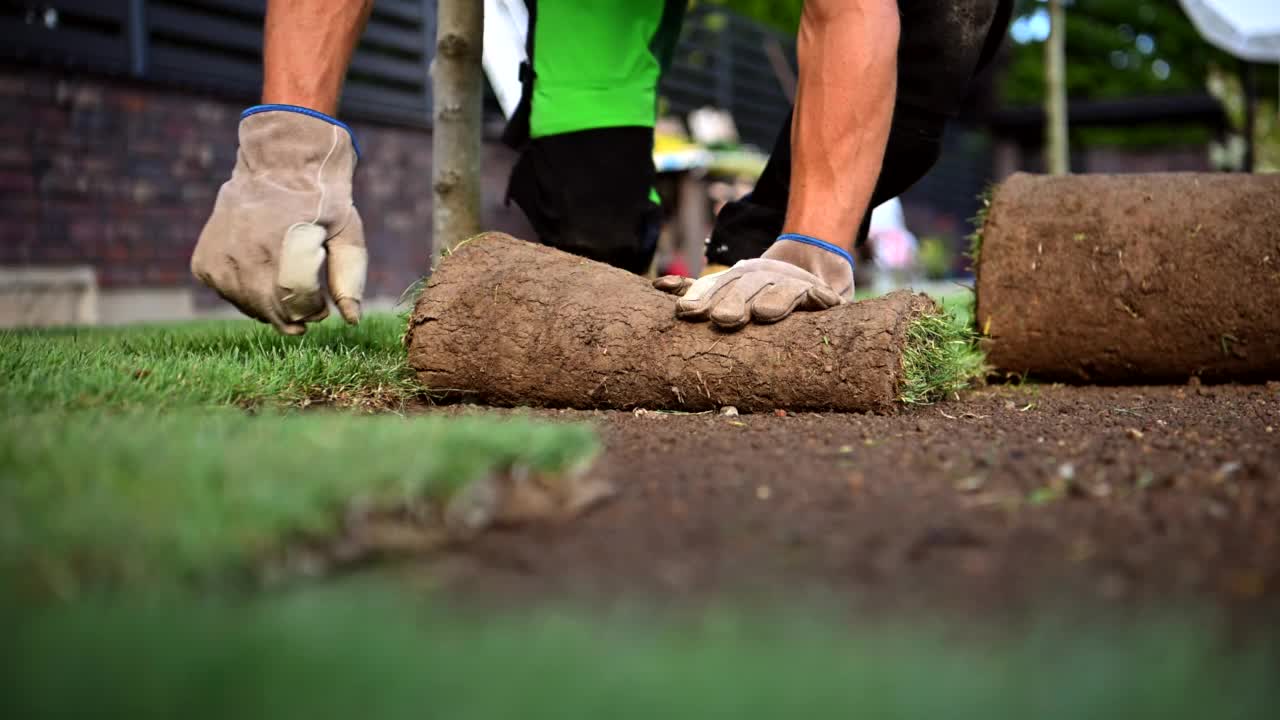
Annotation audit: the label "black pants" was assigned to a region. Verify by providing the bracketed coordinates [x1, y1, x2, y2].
[508, 0, 1013, 273]
[503, 0, 677, 274]
[507, 126, 663, 275]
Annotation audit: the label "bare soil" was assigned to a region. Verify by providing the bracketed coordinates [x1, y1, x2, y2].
[410, 383, 1280, 617]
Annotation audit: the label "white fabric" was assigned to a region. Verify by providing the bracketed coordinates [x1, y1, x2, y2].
[868, 198, 908, 234]
[868, 199, 917, 272]
[1179, 0, 1280, 62]
[482, 0, 530, 118]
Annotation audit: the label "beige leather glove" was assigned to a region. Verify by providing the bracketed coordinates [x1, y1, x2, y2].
[654, 235, 853, 330]
[191, 106, 367, 335]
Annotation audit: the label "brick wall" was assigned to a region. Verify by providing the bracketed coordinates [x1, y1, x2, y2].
[0, 63, 531, 312]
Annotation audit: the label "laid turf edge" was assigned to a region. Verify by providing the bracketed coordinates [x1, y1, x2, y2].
[899, 308, 986, 405]
[966, 186, 995, 339]
[965, 186, 993, 271]
[0, 411, 601, 598]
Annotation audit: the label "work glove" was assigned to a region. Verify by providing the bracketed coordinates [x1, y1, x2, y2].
[653, 234, 854, 330]
[191, 105, 367, 335]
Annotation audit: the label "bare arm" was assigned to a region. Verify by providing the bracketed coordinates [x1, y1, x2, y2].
[191, 0, 373, 335]
[262, 0, 375, 113]
[652, 0, 903, 329]
[782, 0, 899, 260]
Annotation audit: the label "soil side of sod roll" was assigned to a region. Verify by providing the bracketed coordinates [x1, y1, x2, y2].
[975, 172, 1280, 383]
[408, 233, 939, 413]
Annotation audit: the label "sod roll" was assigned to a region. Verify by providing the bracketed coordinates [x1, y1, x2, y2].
[975, 172, 1280, 382]
[408, 233, 938, 413]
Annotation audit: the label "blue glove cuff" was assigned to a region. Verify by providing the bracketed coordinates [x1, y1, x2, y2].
[776, 233, 855, 271]
[242, 104, 361, 158]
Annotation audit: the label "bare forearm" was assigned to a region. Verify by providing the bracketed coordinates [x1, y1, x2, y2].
[262, 0, 375, 114]
[784, 0, 898, 253]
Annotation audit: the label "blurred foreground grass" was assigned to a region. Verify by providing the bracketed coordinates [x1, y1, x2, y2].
[0, 411, 599, 595]
[3, 588, 1275, 719]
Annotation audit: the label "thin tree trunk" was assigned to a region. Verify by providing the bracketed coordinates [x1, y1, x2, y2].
[431, 0, 484, 257]
[1044, 0, 1068, 175]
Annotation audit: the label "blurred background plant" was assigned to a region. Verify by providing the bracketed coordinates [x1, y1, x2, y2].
[918, 236, 955, 282]
[1207, 64, 1279, 172]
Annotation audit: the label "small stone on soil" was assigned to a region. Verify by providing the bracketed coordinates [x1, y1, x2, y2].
[719, 406, 739, 417]
[1213, 461, 1243, 483]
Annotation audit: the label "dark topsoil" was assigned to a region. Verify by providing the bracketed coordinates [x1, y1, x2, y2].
[409, 383, 1280, 618]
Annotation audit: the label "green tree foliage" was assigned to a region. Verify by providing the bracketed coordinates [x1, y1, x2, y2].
[703, 0, 1279, 150]
[1003, 0, 1233, 105]
[1001, 0, 1277, 147]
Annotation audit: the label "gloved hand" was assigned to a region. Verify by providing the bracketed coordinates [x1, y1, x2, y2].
[191, 105, 367, 335]
[653, 234, 854, 330]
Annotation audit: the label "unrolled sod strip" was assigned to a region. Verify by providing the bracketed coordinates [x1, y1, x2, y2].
[408, 233, 964, 413]
[975, 172, 1280, 382]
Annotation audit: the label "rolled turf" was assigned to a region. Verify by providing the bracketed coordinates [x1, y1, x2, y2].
[407, 233, 971, 412]
[975, 172, 1280, 382]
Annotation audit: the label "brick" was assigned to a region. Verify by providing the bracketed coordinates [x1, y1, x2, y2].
[68, 218, 103, 246]
[180, 184, 214, 203]
[6, 65, 475, 296]
[116, 90, 148, 113]
[0, 170, 34, 193]
[144, 267, 183, 286]
[0, 145, 32, 168]
[0, 74, 26, 96]
[0, 224, 37, 252]
[100, 266, 143, 288]
[103, 242, 130, 263]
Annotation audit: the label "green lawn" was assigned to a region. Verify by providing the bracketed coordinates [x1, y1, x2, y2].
[0, 313, 418, 412]
[2, 310, 1275, 718]
[1, 314, 600, 597]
